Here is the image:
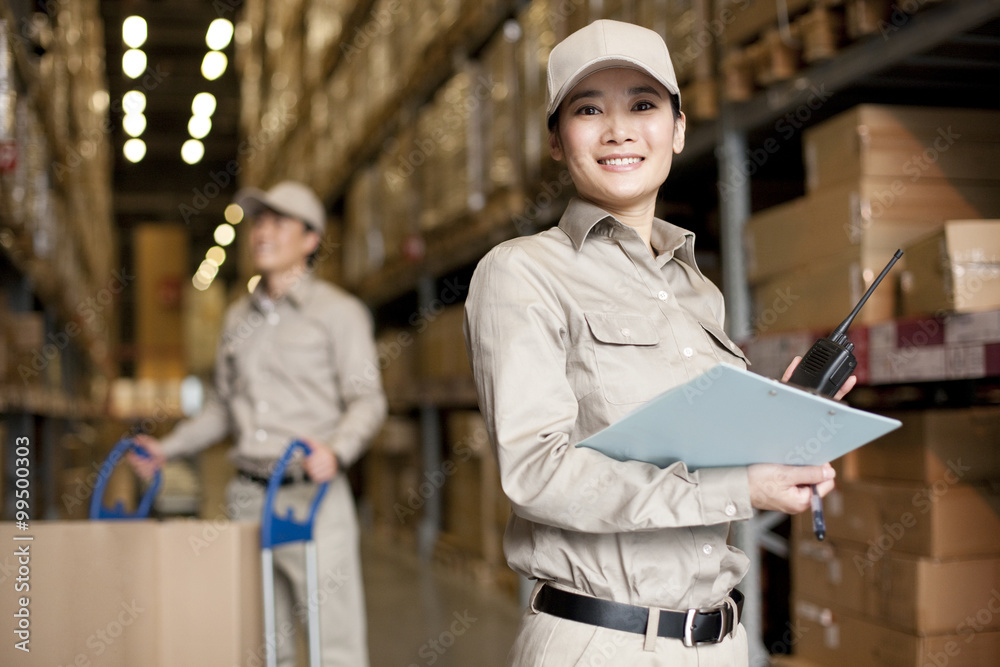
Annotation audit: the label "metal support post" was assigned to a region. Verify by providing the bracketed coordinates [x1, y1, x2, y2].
[416, 274, 442, 561]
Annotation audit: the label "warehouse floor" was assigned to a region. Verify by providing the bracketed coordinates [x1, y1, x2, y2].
[363, 534, 522, 667]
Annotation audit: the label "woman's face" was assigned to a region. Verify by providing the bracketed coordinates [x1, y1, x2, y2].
[550, 67, 685, 213]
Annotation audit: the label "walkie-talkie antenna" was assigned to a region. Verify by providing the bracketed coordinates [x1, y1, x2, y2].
[828, 249, 904, 346]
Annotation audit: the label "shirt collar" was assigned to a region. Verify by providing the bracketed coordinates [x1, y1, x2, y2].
[250, 271, 313, 311]
[557, 197, 696, 262]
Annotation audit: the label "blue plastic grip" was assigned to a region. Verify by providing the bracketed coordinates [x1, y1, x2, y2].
[89, 438, 162, 520]
[260, 440, 330, 549]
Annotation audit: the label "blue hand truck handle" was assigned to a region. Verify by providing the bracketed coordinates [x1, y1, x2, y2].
[260, 440, 330, 549]
[89, 438, 162, 520]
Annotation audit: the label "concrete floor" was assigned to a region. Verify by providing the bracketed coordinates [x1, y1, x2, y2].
[363, 534, 523, 667]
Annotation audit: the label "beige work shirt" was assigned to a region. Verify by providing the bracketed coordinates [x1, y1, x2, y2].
[464, 198, 754, 611]
[161, 274, 387, 474]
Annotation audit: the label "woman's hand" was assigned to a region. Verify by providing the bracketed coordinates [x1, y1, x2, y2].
[782, 356, 857, 401]
[748, 462, 835, 514]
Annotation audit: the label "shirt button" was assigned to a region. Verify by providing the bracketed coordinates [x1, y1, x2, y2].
[255, 429, 267, 442]
[657, 291, 669, 301]
[683, 347, 694, 357]
[703, 544, 713, 555]
[725, 503, 737, 517]
[621, 328, 631, 338]
[267, 312, 280, 325]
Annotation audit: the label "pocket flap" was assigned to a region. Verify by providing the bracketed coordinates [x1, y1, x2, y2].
[584, 312, 660, 346]
[700, 322, 750, 365]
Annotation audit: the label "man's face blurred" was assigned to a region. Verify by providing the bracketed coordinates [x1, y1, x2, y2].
[249, 209, 319, 275]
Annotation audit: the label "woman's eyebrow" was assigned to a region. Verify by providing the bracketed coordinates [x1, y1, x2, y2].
[629, 85, 662, 98]
[567, 89, 602, 105]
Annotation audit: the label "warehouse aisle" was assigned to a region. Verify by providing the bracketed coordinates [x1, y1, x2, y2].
[363, 534, 523, 667]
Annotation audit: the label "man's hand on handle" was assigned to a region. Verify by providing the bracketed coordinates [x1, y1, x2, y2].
[301, 438, 338, 484]
[127, 434, 167, 481]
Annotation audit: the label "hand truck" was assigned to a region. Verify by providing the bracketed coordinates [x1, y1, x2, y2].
[89, 438, 162, 520]
[261, 439, 330, 667]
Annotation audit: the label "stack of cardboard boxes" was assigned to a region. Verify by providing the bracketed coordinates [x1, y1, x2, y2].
[790, 407, 1000, 665]
[746, 105, 1000, 337]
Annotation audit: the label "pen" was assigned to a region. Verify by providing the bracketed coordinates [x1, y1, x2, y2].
[811, 484, 825, 541]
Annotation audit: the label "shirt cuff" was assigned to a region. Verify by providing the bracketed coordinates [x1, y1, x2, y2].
[697, 466, 753, 525]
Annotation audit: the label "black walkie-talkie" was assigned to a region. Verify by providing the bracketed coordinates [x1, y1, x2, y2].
[788, 249, 904, 397]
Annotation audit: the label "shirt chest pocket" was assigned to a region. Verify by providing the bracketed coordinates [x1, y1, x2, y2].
[584, 312, 662, 405]
[700, 322, 750, 368]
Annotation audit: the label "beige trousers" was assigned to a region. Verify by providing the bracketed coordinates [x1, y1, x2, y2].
[507, 583, 749, 667]
[228, 475, 369, 667]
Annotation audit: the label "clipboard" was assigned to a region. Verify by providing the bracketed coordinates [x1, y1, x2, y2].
[576, 364, 901, 469]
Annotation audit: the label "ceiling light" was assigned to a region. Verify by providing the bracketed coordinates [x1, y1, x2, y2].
[122, 113, 147, 137]
[90, 90, 110, 113]
[122, 90, 146, 114]
[191, 92, 217, 117]
[206, 19, 234, 51]
[181, 139, 205, 164]
[201, 52, 227, 81]
[123, 138, 146, 163]
[122, 49, 147, 79]
[197, 260, 219, 281]
[247, 275, 262, 293]
[188, 115, 212, 139]
[224, 204, 244, 224]
[213, 224, 236, 247]
[206, 245, 227, 266]
[122, 16, 148, 49]
[192, 273, 212, 291]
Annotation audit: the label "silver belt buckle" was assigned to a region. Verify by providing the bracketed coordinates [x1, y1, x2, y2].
[682, 608, 698, 647]
[682, 603, 731, 647]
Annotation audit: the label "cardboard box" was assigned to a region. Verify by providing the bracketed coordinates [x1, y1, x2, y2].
[795, 480, 1000, 558]
[365, 417, 421, 539]
[718, 0, 813, 47]
[418, 305, 472, 382]
[856, 407, 1000, 482]
[794, 598, 1000, 667]
[751, 249, 896, 335]
[792, 538, 1000, 634]
[901, 220, 1000, 317]
[0, 520, 262, 666]
[443, 411, 503, 564]
[745, 178, 1000, 283]
[804, 105, 1000, 193]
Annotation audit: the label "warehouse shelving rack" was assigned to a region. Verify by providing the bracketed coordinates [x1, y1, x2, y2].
[239, 1, 1000, 663]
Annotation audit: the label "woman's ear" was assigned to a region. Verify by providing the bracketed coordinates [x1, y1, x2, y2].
[673, 111, 687, 155]
[549, 128, 564, 162]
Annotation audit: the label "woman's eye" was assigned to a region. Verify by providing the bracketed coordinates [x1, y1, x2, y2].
[634, 101, 656, 112]
[576, 105, 600, 116]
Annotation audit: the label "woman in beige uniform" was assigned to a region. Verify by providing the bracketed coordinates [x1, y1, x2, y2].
[464, 20, 851, 666]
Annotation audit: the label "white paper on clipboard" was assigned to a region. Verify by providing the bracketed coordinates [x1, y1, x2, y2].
[576, 364, 901, 470]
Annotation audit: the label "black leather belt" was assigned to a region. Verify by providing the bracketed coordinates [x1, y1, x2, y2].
[238, 470, 303, 486]
[534, 585, 743, 647]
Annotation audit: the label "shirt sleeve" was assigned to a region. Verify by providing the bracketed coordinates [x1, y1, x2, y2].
[160, 328, 233, 459]
[464, 244, 752, 534]
[325, 297, 388, 467]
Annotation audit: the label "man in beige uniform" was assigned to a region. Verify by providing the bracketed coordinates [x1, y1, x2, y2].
[464, 20, 840, 666]
[130, 181, 387, 667]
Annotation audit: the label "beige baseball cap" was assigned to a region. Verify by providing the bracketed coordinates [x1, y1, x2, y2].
[546, 19, 681, 128]
[234, 180, 326, 235]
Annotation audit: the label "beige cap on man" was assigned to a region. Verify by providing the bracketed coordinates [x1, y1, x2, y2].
[546, 19, 681, 128]
[234, 180, 327, 235]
